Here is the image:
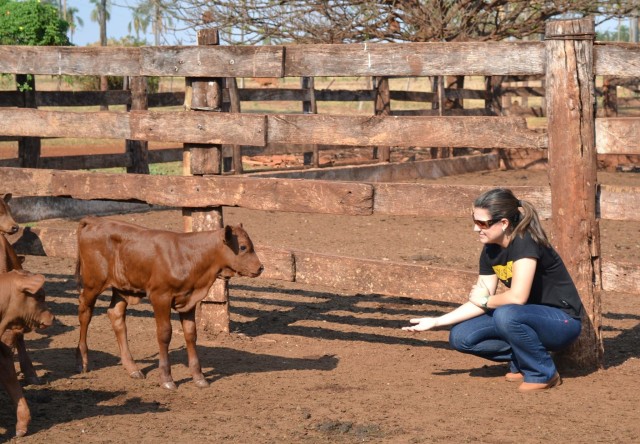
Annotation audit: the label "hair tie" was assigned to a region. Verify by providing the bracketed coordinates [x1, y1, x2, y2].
[518, 200, 523, 207]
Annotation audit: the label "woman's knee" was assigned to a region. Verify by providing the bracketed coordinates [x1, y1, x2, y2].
[449, 324, 470, 352]
[492, 305, 523, 334]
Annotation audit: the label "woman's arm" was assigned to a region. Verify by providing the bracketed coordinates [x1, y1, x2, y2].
[402, 301, 486, 332]
[469, 258, 537, 309]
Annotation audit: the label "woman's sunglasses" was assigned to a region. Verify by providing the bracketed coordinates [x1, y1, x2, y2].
[472, 216, 502, 229]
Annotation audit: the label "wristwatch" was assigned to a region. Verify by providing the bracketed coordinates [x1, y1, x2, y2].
[480, 295, 490, 309]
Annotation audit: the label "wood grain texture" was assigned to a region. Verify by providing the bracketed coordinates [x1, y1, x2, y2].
[596, 117, 640, 154]
[0, 167, 373, 216]
[285, 42, 544, 77]
[268, 114, 546, 149]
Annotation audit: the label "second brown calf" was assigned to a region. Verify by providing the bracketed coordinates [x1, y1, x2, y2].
[0, 193, 43, 386]
[75, 216, 263, 390]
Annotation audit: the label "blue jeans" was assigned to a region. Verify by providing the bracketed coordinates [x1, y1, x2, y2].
[449, 304, 582, 383]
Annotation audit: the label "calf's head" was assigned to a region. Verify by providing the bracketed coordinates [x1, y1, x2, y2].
[0, 194, 19, 235]
[218, 224, 264, 278]
[1, 270, 54, 333]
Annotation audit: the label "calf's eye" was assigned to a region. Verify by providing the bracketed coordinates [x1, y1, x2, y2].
[240, 245, 247, 252]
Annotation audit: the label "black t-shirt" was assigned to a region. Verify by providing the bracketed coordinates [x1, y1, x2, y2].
[479, 231, 584, 319]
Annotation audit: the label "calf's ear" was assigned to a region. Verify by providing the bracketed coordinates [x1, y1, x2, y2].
[19, 273, 46, 295]
[223, 225, 233, 245]
[2, 193, 11, 203]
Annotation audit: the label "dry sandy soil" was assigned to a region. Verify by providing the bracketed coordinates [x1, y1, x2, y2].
[1, 167, 640, 443]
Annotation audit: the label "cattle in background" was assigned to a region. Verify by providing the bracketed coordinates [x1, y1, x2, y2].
[0, 270, 55, 438]
[0, 193, 43, 386]
[75, 217, 263, 390]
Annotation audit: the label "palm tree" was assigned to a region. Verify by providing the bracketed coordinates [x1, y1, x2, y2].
[129, 0, 175, 45]
[89, 0, 110, 46]
[65, 6, 84, 44]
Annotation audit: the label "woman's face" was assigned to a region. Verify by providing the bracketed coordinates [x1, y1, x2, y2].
[472, 208, 507, 246]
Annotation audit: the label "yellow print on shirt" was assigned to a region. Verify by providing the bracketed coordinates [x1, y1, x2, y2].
[493, 261, 513, 283]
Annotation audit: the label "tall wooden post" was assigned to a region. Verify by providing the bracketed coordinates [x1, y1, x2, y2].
[183, 29, 230, 334]
[126, 77, 150, 174]
[545, 17, 603, 369]
[16, 74, 40, 168]
[373, 76, 391, 162]
[225, 77, 244, 174]
[301, 76, 319, 167]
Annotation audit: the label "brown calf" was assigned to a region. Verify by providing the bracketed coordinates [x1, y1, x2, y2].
[0, 194, 42, 386]
[75, 217, 263, 390]
[0, 270, 54, 438]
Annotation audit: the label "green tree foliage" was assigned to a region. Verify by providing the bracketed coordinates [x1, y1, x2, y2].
[0, 0, 70, 45]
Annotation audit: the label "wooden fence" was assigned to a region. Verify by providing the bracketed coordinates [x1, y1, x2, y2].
[1, 17, 639, 368]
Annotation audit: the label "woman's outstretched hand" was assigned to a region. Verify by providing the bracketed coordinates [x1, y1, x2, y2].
[402, 317, 438, 332]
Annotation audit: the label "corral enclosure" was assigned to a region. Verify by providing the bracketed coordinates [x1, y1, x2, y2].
[1, 16, 640, 443]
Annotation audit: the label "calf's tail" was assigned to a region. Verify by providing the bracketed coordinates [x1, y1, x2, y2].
[75, 219, 89, 292]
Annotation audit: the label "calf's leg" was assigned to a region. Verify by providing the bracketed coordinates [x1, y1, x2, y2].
[15, 334, 41, 385]
[107, 291, 144, 379]
[179, 309, 208, 388]
[76, 286, 102, 373]
[150, 298, 176, 390]
[0, 344, 30, 437]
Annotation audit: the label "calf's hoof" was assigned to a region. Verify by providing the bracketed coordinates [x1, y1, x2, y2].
[129, 370, 145, 380]
[15, 428, 28, 438]
[161, 381, 177, 391]
[194, 378, 209, 388]
[23, 375, 42, 386]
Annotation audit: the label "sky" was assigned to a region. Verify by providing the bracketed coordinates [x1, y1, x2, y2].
[68, 1, 628, 47]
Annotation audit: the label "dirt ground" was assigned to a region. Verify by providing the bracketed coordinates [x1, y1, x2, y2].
[2, 167, 640, 443]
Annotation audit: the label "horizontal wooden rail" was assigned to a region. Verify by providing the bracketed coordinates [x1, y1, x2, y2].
[0, 45, 285, 77]
[2, 166, 639, 220]
[0, 108, 546, 149]
[0, 42, 637, 79]
[595, 117, 640, 155]
[594, 43, 640, 77]
[0, 167, 373, 216]
[9, 225, 638, 297]
[0, 109, 267, 146]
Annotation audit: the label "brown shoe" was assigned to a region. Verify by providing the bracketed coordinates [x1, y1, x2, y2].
[518, 373, 562, 392]
[505, 372, 524, 382]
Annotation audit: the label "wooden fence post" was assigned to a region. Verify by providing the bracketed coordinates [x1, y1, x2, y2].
[126, 77, 150, 174]
[226, 77, 244, 174]
[545, 17, 603, 369]
[374, 76, 391, 162]
[183, 28, 230, 334]
[301, 76, 319, 167]
[16, 74, 40, 168]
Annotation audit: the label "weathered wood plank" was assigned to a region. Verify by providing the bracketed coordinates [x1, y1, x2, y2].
[294, 251, 475, 302]
[140, 45, 284, 77]
[0, 109, 132, 139]
[601, 261, 640, 294]
[374, 184, 551, 218]
[594, 43, 640, 77]
[35, 90, 131, 107]
[0, 46, 141, 76]
[285, 42, 545, 77]
[131, 111, 267, 146]
[40, 153, 131, 170]
[0, 167, 373, 216]
[598, 185, 640, 221]
[268, 114, 547, 149]
[249, 154, 500, 183]
[0, 45, 284, 77]
[0, 109, 267, 146]
[596, 117, 640, 155]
